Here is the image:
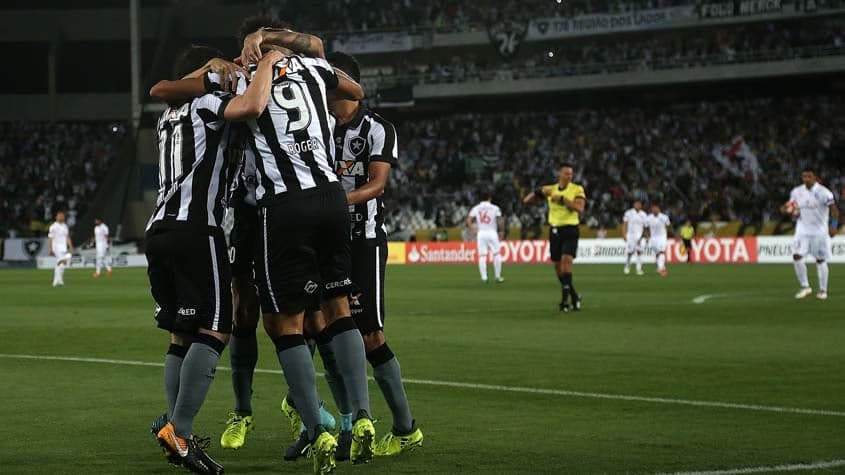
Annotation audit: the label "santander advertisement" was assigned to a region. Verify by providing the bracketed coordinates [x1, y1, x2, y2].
[402, 237, 845, 264]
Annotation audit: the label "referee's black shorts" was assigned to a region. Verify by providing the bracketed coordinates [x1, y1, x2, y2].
[549, 225, 579, 262]
[146, 228, 232, 334]
[350, 239, 387, 334]
[254, 183, 354, 315]
[229, 202, 258, 278]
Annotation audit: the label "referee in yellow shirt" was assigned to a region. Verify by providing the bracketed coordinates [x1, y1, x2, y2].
[523, 163, 587, 312]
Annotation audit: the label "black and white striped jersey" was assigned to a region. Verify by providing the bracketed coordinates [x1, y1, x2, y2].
[334, 107, 398, 242]
[146, 91, 236, 233]
[246, 56, 340, 203]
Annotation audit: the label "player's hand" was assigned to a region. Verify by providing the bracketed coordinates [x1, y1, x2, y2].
[831, 227, 839, 238]
[240, 30, 264, 65]
[259, 49, 285, 67]
[206, 58, 245, 94]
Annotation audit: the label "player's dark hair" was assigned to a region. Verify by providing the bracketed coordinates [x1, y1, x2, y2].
[559, 162, 574, 170]
[326, 51, 361, 82]
[172, 44, 224, 80]
[802, 166, 816, 175]
[237, 14, 292, 45]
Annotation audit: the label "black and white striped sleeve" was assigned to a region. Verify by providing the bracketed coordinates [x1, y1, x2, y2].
[302, 57, 338, 89]
[195, 92, 233, 123]
[368, 116, 398, 167]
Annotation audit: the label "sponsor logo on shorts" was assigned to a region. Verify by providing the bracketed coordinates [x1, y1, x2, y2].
[304, 281, 319, 294]
[325, 278, 352, 290]
[177, 307, 196, 316]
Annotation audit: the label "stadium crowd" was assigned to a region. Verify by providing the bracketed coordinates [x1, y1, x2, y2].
[263, 0, 697, 34]
[374, 17, 845, 86]
[0, 122, 125, 238]
[384, 95, 845, 236]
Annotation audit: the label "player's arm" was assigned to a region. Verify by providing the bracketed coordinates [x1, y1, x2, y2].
[67, 236, 74, 253]
[149, 59, 244, 103]
[621, 219, 628, 239]
[241, 27, 325, 62]
[497, 216, 506, 239]
[563, 196, 586, 213]
[332, 68, 365, 101]
[830, 203, 840, 236]
[465, 214, 475, 229]
[47, 236, 54, 256]
[222, 50, 282, 121]
[346, 162, 391, 205]
[523, 186, 550, 204]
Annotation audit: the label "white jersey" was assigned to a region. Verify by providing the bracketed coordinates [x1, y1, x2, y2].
[48, 222, 70, 254]
[469, 201, 502, 234]
[623, 208, 647, 239]
[94, 223, 109, 252]
[790, 183, 835, 237]
[646, 213, 671, 240]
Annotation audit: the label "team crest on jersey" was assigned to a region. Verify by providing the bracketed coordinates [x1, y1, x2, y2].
[348, 136, 367, 157]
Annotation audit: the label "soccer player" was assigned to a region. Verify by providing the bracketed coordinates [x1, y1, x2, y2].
[325, 50, 423, 459]
[219, 14, 338, 452]
[679, 219, 695, 263]
[235, 24, 377, 472]
[781, 167, 839, 299]
[145, 45, 280, 474]
[467, 192, 505, 283]
[522, 163, 586, 312]
[48, 210, 73, 287]
[621, 200, 647, 275]
[645, 204, 671, 276]
[92, 217, 112, 277]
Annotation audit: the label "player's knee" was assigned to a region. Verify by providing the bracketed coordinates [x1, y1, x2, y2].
[793, 254, 803, 261]
[262, 312, 304, 337]
[362, 330, 385, 353]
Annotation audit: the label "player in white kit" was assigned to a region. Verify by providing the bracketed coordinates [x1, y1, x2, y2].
[93, 217, 112, 278]
[622, 200, 647, 275]
[781, 167, 840, 300]
[645, 204, 671, 277]
[48, 210, 74, 287]
[466, 193, 505, 283]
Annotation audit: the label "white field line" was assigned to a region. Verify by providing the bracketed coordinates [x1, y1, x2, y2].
[692, 294, 718, 304]
[658, 458, 845, 475]
[2, 353, 845, 418]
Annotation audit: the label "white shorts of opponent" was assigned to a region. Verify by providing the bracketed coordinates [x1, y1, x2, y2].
[792, 233, 832, 261]
[477, 230, 502, 257]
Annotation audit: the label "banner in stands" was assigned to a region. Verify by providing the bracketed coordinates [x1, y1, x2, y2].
[331, 32, 413, 55]
[401, 237, 844, 264]
[36, 253, 148, 269]
[699, 0, 784, 18]
[526, 6, 695, 40]
[3, 238, 50, 261]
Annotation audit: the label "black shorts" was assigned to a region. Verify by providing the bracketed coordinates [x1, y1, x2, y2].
[255, 184, 354, 315]
[350, 240, 387, 334]
[146, 228, 232, 334]
[549, 225, 579, 261]
[229, 202, 259, 277]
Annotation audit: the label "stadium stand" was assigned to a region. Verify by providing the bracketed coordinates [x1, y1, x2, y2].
[385, 95, 845, 237]
[0, 122, 126, 238]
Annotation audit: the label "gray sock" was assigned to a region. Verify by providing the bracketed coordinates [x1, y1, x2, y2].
[277, 340, 322, 440]
[171, 342, 221, 439]
[164, 350, 185, 420]
[230, 332, 258, 416]
[329, 329, 371, 419]
[374, 356, 414, 434]
[318, 342, 351, 414]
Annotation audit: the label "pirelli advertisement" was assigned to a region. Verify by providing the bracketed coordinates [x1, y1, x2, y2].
[388, 237, 845, 265]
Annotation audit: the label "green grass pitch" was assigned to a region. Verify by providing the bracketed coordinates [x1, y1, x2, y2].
[1, 263, 843, 474]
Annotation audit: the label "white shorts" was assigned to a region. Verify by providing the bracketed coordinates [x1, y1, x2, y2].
[792, 234, 832, 261]
[476, 231, 501, 257]
[650, 238, 667, 254]
[96, 247, 108, 258]
[54, 248, 71, 263]
[625, 236, 642, 253]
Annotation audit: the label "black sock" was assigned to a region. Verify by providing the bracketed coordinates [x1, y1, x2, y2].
[558, 273, 572, 302]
